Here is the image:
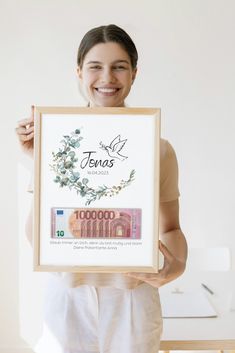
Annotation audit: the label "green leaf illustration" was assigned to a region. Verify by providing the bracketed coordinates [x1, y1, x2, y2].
[50, 129, 135, 205]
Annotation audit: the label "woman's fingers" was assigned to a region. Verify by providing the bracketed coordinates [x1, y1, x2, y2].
[16, 125, 34, 135]
[18, 131, 34, 142]
[17, 105, 35, 128]
[16, 106, 35, 138]
[15, 106, 35, 157]
[15, 125, 34, 143]
[17, 117, 34, 128]
[125, 243, 183, 288]
[125, 272, 163, 288]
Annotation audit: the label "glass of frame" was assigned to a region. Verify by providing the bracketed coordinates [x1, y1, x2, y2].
[34, 107, 160, 272]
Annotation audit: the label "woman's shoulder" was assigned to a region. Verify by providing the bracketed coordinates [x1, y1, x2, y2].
[160, 138, 177, 161]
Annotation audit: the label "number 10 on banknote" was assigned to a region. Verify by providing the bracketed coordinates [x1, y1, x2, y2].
[34, 107, 160, 272]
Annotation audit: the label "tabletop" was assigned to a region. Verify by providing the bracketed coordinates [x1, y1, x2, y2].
[159, 270, 235, 350]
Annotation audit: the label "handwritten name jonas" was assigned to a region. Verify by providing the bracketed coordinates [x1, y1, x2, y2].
[80, 151, 114, 169]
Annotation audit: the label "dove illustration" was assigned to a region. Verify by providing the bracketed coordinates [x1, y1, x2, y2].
[100, 135, 128, 161]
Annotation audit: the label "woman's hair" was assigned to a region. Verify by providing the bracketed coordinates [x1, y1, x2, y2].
[77, 24, 138, 69]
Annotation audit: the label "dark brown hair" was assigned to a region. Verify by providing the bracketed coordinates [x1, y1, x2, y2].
[77, 24, 138, 69]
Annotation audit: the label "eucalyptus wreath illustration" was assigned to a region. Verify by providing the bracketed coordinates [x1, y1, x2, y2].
[50, 129, 135, 205]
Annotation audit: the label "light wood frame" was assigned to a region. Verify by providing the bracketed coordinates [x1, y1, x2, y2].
[160, 339, 235, 350]
[34, 107, 161, 272]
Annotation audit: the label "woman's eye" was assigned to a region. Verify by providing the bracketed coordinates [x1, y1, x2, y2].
[90, 66, 102, 70]
[113, 66, 127, 71]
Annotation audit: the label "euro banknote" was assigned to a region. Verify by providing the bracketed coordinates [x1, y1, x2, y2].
[51, 207, 141, 239]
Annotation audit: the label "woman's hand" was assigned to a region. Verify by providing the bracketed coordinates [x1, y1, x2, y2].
[125, 240, 186, 288]
[15, 105, 35, 157]
[126, 200, 187, 288]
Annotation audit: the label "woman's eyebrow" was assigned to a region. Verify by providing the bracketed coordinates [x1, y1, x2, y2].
[112, 60, 130, 64]
[86, 61, 101, 65]
[86, 60, 130, 65]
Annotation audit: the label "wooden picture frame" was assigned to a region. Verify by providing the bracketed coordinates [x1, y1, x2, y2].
[34, 107, 161, 272]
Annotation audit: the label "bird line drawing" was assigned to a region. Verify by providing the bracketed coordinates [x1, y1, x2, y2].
[99, 135, 128, 161]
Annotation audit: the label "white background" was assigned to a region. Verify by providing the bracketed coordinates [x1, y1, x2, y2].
[1, 0, 235, 352]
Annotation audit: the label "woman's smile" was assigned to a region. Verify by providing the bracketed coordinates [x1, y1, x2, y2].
[94, 86, 121, 96]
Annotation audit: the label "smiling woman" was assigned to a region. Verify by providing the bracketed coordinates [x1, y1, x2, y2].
[77, 25, 137, 107]
[15, 23, 187, 353]
[77, 42, 137, 107]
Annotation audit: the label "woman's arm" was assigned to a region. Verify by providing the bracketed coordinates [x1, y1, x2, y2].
[125, 199, 188, 288]
[158, 199, 187, 282]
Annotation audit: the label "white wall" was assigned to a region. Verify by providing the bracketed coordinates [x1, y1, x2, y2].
[1, 0, 235, 351]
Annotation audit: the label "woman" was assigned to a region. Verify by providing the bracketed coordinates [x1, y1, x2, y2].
[16, 24, 187, 353]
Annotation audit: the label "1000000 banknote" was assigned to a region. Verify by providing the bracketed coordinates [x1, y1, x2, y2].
[51, 207, 141, 239]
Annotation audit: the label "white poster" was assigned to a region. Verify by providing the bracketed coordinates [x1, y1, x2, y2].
[34, 107, 160, 272]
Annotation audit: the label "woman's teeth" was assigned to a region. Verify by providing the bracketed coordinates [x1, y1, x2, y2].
[96, 88, 119, 93]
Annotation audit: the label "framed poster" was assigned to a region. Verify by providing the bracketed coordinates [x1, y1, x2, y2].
[34, 107, 161, 272]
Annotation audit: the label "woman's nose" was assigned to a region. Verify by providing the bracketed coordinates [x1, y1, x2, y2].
[100, 68, 116, 83]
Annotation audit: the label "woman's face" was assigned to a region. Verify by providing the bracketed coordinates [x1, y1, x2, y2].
[77, 42, 137, 107]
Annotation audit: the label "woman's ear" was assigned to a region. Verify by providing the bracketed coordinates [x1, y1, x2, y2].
[77, 66, 82, 79]
[132, 67, 137, 84]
